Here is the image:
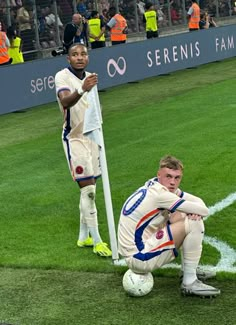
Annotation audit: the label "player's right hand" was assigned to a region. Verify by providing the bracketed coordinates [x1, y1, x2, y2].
[83, 73, 98, 91]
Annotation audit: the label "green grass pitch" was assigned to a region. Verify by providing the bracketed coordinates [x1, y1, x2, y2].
[0, 58, 235, 325]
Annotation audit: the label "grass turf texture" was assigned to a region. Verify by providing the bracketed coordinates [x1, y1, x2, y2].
[0, 58, 235, 324]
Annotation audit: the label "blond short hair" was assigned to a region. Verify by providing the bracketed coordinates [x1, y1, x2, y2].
[159, 155, 184, 171]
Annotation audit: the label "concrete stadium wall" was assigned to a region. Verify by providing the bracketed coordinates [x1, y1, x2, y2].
[0, 24, 235, 115]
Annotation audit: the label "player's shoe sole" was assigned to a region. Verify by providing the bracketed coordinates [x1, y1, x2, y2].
[77, 237, 94, 248]
[93, 242, 112, 257]
[181, 279, 220, 298]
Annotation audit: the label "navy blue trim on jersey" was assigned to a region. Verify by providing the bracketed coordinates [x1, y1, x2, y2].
[169, 199, 185, 213]
[68, 66, 86, 80]
[75, 175, 101, 182]
[57, 87, 70, 96]
[63, 110, 71, 139]
[133, 223, 178, 262]
[133, 248, 177, 261]
[134, 214, 158, 251]
[63, 110, 72, 162]
[179, 191, 184, 198]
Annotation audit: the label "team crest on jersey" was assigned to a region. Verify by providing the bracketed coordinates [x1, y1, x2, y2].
[76, 166, 83, 174]
[156, 230, 164, 240]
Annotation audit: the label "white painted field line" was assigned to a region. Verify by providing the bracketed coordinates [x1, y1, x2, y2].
[206, 192, 236, 220]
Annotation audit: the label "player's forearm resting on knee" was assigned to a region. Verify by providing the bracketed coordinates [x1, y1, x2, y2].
[177, 200, 209, 217]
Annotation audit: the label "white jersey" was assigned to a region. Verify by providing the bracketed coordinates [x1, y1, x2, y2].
[118, 177, 208, 258]
[55, 67, 101, 181]
[55, 67, 92, 139]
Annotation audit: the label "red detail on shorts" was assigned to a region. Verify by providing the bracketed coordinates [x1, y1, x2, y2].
[156, 230, 164, 240]
[75, 166, 83, 174]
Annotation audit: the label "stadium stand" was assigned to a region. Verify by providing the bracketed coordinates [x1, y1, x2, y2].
[0, 0, 236, 61]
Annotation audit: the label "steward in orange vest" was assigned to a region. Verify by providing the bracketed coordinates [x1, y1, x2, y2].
[187, 0, 200, 31]
[106, 6, 128, 46]
[0, 31, 12, 65]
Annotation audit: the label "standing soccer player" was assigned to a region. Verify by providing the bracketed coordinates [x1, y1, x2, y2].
[55, 43, 112, 257]
[118, 155, 220, 297]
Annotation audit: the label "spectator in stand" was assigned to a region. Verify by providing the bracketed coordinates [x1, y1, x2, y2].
[63, 13, 88, 51]
[143, 2, 158, 39]
[171, 3, 183, 25]
[37, 6, 50, 48]
[233, 1, 236, 15]
[44, 5, 64, 42]
[157, 5, 168, 28]
[88, 10, 106, 49]
[187, 0, 200, 31]
[77, 0, 87, 16]
[137, 0, 145, 16]
[7, 25, 24, 64]
[98, 0, 110, 13]
[199, 11, 217, 29]
[137, 0, 145, 31]
[100, 9, 109, 38]
[0, 21, 12, 66]
[10, 7, 18, 27]
[16, 0, 35, 61]
[82, 13, 90, 47]
[100, 8, 109, 24]
[57, 0, 73, 25]
[106, 6, 128, 46]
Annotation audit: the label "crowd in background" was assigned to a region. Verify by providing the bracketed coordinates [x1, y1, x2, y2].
[0, 0, 236, 63]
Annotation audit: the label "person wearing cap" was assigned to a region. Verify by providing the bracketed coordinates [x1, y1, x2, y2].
[143, 2, 158, 39]
[88, 10, 106, 49]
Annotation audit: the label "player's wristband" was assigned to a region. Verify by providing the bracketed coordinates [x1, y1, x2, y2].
[77, 87, 85, 96]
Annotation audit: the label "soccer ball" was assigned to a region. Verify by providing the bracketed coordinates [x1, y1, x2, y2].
[122, 269, 154, 297]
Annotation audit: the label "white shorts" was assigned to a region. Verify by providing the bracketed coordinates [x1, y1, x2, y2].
[125, 223, 178, 273]
[62, 133, 101, 181]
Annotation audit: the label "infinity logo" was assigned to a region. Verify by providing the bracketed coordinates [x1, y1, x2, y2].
[107, 57, 127, 77]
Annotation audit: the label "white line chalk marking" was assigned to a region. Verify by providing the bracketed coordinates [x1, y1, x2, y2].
[206, 192, 236, 220]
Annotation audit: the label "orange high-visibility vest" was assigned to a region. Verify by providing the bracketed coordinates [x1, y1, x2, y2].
[0, 32, 10, 64]
[110, 14, 127, 41]
[189, 3, 200, 29]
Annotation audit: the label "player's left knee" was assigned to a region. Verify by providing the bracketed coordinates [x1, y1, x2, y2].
[185, 218, 204, 235]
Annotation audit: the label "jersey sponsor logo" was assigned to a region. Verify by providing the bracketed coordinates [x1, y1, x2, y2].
[107, 56, 126, 77]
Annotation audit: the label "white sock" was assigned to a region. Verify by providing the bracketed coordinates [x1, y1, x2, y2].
[78, 222, 89, 242]
[80, 185, 103, 245]
[78, 196, 89, 241]
[88, 227, 102, 245]
[182, 218, 204, 285]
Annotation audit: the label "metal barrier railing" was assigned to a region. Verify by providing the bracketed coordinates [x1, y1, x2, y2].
[0, 0, 235, 61]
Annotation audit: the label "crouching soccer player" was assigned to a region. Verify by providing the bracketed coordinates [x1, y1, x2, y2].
[55, 43, 112, 257]
[118, 155, 220, 297]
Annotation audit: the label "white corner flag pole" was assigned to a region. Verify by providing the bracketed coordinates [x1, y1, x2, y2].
[98, 125, 120, 262]
[83, 85, 122, 263]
